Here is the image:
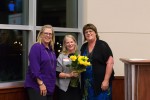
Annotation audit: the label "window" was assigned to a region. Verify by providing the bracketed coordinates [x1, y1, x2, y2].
[0, 0, 28, 25]
[0, 29, 28, 82]
[0, 0, 82, 84]
[36, 0, 78, 28]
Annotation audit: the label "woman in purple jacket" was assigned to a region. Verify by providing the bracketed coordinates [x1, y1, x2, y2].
[25, 25, 56, 100]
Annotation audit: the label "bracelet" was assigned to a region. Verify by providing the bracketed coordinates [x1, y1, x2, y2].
[39, 82, 43, 86]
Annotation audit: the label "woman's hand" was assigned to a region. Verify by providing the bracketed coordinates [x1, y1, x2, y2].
[65, 71, 79, 78]
[37, 78, 47, 96]
[39, 84, 47, 96]
[70, 71, 79, 78]
[61, 71, 79, 79]
[101, 80, 109, 91]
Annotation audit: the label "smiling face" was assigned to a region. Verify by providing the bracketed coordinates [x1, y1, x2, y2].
[65, 37, 76, 53]
[84, 29, 97, 42]
[82, 23, 99, 42]
[41, 28, 53, 46]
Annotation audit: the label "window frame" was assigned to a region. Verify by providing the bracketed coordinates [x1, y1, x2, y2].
[0, 0, 84, 88]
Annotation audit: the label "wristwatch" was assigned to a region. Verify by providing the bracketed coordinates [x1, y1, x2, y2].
[39, 82, 43, 86]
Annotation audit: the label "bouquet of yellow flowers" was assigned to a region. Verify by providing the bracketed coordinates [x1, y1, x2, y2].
[67, 53, 91, 87]
[68, 54, 91, 72]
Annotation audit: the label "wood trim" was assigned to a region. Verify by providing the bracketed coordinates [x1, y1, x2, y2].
[0, 81, 24, 89]
[120, 58, 150, 65]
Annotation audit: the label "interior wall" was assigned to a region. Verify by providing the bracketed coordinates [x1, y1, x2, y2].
[100, 33, 150, 76]
[84, 0, 150, 76]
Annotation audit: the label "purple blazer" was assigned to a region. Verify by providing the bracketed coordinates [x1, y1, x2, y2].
[25, 43, 56, 95]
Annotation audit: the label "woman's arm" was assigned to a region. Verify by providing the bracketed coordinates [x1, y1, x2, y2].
[56, 54, 78, 79]
[101, 56, 114, 91]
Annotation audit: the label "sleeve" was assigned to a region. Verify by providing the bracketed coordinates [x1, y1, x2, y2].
[56, 54, 63, 72]
[102, 41, 113, 62]
[56, 71, 61, 78]
[28, 43, 43, 80]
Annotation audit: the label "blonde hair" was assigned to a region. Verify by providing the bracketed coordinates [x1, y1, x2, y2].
[61, 34, 78, 54]
[37, 25, 55, 51]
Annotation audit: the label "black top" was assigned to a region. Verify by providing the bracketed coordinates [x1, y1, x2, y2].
[80, 39, 115, 96]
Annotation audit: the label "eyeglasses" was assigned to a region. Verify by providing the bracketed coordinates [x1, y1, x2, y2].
[85, 30, 94, 34]
[43, 32, 52, 36]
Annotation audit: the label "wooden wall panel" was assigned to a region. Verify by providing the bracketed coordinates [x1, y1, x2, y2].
[0, 87, 28, 100]
[0, 76, 124, 100]
[136, 65, 150, 100]
[112, 76, 124, 100]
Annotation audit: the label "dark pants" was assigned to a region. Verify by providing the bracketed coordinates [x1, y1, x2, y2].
[26, 88, 53, 100]
[57, 85, 82, 100]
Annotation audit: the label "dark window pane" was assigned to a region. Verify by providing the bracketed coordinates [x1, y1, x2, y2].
[37, 0, 78, 28]
[54, 35, 64, 57]
[0, 0, 28, 25]
[0, 30, 28, 82]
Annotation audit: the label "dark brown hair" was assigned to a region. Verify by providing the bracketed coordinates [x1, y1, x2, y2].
[82, 23, 99, 41]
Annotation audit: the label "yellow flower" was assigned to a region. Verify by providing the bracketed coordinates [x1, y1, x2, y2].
[78, 56, 83, 61]
[86, 62, 91, 66]
[76, 55, 90, 66]
[84, 56, 89, 61]
[67, 54, 91, 87]
[78, 60, 84, 65]
[70, 55, 77, 61]
[68, 54, 91, 73]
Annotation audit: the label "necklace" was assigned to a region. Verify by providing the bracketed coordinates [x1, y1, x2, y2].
[45, 49, 54, 69]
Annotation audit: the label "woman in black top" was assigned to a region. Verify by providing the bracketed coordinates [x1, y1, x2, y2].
[80, 23, 114, 100]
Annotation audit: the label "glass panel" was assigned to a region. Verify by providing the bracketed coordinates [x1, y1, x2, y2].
[0, 0, 28, 25]
[55, 35, 64, 57]
[37, 0, 78, 28]
[0, 29, 28, 82]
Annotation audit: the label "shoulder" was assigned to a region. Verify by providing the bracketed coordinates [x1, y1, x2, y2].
[82, 42, 88, 46]
[97, 40, 113, 55]
[97, 40, 107, 44]
[31, 43, 42, 48]
[96, 40, 109, 47]
[29, 43, 42, 56]
[81, 42, 88, 51]
[30, 43, 43, 52]
[57, 53, 67, 59]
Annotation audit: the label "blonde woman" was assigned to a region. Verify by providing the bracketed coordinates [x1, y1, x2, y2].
[56, 35, 82, 100]
[25, 25, 56, 100]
